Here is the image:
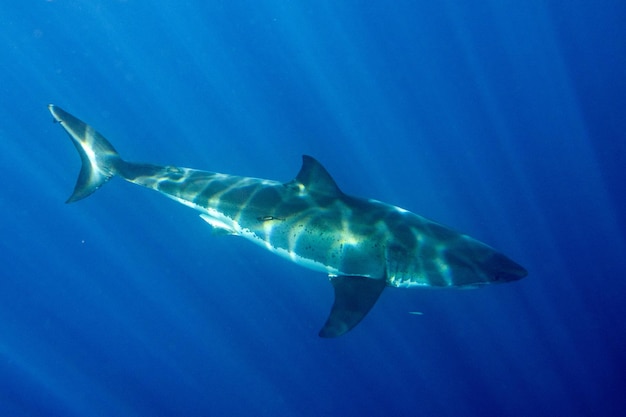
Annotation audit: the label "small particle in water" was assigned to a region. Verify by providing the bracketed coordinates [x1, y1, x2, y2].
[408, 311, 423, 315]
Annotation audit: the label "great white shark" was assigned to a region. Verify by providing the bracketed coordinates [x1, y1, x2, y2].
[49, 104, 527, 337]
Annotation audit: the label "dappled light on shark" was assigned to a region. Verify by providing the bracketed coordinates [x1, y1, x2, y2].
[49, 104, 527, 338]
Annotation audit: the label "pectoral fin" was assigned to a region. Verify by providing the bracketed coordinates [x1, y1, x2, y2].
[319, 276, 386, 338]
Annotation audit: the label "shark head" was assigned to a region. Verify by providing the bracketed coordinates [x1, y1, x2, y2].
[385, 220, 527, 289]
[436, 247, 527, 289]
[480, 250, 528, 283]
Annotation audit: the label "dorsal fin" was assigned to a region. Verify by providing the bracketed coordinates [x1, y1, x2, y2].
[288, 155, 342, 196]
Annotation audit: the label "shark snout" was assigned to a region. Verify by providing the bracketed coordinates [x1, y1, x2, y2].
[486, 252, 527, 283]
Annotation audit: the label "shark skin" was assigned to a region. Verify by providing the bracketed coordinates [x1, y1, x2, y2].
[49, 104, 527, 337]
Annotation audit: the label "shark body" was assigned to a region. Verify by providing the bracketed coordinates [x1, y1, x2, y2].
[49, 105, 527, 337]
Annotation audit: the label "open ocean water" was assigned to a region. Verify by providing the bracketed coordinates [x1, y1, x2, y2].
[1, 1, 625, 416]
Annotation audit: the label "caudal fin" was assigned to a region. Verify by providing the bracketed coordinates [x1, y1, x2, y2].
[49, 105, 121, 203]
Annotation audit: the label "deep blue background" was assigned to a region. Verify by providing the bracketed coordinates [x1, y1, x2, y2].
[1, 1, 625, 416]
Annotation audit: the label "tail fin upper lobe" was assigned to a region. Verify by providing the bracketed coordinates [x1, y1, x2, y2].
[49, 105, 121, 203]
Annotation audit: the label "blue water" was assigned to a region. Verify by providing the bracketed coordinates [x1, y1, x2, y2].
[1, 1, 625, 416]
